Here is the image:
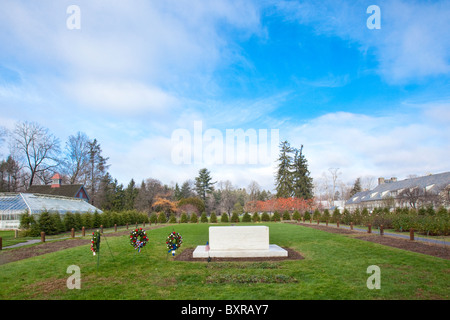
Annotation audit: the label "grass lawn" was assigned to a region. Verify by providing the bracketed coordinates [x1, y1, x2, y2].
[0, 222, 449, 300]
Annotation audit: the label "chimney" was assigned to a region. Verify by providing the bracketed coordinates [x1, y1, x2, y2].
[51, 173, 62, 188]
[378, 177, 385, 185]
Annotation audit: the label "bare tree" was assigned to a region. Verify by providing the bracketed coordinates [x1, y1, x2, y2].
[134, 178, 165, 213]
[362, 175, 376, 191]
[328, 167, 341, 201]
[218, 180, 237, 217]
[248, 180, 261, 202]
[61, 131, 91, 184]
[11, 121, 60, 188]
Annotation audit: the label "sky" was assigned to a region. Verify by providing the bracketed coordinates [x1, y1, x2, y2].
[0, 0, 449, 192]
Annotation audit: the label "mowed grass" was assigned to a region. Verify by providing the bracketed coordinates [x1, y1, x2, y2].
[0, 223, 448, 300]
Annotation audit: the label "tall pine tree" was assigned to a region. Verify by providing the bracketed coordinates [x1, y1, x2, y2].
[275, 141, 314, 199]
[291, 145, 313, 199]
[195, 168, 215, 202]
[275, 141, 293, 198]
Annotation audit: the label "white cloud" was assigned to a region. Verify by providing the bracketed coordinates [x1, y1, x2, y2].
[64, 79, 180, 115]
[286, 107, 450, 183]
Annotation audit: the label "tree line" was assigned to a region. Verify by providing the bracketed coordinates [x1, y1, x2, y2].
[0, 121, 279, 214]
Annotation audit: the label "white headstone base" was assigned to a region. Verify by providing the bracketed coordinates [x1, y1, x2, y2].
[193, 244, 288, 258]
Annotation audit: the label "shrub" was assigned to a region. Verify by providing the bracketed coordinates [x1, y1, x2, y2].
[231, 212, 240, 223]
[200, 212, 208, 223]
[271, 211, 280, 222]
[190, 212, 198, 223]
[210, 212, 217, 223]
[242, 212, 251, 222]
[221, 213, 229, 223]
[180, 212, 188, 223]
[157, 212, 167, 223]
[322, 209, 330, 222]
[169, 214, 177, 223]
[282, 211, 291, 221]
[312, 209, 321, 222]
[149, 212, 158, 224]
[292, 210, 300, 221]
[252, 212, 260, 222]
[331, 208, 340, 223]
[93, 211, 102, 228]
[38, 211, 58, 235]
[341, 209, 351, 225]
[303, 211, 311, 221]
[261, 212, 270, 222]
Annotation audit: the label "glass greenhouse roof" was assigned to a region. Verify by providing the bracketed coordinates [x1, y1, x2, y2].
[0, 192, 102, 215]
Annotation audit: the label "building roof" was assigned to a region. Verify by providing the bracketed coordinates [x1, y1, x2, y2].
[0, 192, 102, 215]
[346, 171, 450, 205]
[27, 184, 88, 199]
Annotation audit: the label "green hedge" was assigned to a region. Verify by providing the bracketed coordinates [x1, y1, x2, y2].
[20, 209, 151, 237]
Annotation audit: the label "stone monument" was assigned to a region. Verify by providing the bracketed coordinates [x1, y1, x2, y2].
[193, 226, 288, 258]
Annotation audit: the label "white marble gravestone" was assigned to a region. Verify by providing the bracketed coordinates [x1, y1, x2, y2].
[192, 226, 288, 258]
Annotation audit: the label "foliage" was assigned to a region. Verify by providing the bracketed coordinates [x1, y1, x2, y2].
[168, 214, 177, 223]
[200, 212, 208, 223]
[261, 212, 270, 222]
[209, 212, 217, 223]
[271, 211, 280, 222]
[157, 211, 168, 224]
[252, 212, 260, 222]
[242, 212, 251, 222]
[153, 197, 177, 214]
[282, 210, 291, 221]
[177, 197, 205, 215]
[190, 212, 198, 223]
[220, 213, 229, 223]
[195, 168, 215, 202]
[230, 212, 240, 223]
[303, 211, 311, 221]
[180, 213, 188, 223]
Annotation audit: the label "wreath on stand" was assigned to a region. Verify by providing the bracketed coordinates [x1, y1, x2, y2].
[166, 231, 183, 256]
[130, 228, 149, 253]
[90, 230, 101, 256]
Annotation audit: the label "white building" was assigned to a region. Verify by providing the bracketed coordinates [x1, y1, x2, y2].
[345, 172, 450, 211]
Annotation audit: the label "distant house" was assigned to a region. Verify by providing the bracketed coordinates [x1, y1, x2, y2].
[27, 173, 89, 202]
[345, 172, 450, 211]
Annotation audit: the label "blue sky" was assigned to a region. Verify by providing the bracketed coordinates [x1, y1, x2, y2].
[0, 0, 449, 192]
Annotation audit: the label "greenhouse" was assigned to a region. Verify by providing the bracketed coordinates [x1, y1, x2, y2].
[0, 193, 102, 229]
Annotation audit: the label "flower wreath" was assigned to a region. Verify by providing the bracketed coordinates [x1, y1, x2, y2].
[166, 231, 183, 256]
[130, 228, 149, 252]
[90, 230, 101, 256]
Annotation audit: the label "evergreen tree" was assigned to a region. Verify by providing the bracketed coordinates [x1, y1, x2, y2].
[180, 212, 188, 223]
[124, 179, 139, 210]
[195, 168, 216, 203]
[275, 141, 293, 198]
[180, 180, 193, 199]
[174, 183, 182, 201]
[200, 212, 208, 223]
[38, 211, 57, 235]
[349, 177, 362, 197]
[291, 146, 314, 199]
